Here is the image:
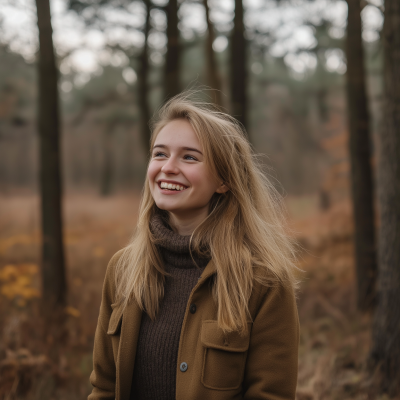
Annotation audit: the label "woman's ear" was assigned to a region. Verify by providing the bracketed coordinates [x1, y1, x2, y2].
[215, 182, 229, 194]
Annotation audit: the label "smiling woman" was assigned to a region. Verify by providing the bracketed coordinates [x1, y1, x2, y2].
[148, 119, 229, 235]
[88, 92, 300, 400]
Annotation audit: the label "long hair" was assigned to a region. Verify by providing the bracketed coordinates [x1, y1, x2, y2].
[114, 91, 298, 334]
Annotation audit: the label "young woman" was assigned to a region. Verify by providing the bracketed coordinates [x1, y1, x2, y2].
[88, 94, 300, 400]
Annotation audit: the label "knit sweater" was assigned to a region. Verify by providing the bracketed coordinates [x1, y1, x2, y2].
[130, 211, 211, 400]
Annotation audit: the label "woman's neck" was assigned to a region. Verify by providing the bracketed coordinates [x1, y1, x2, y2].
[168, 208, 208, 236]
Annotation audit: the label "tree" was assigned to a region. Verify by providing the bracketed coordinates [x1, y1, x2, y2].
[369, 0, 400, 393]
[138, 0, 152, 156]
[164, 0, 181, 101]
[35, 0, 67, 311]
[345, 0, 377, 311]
[100, 120, 117, 197]
[98, 108, 136, 196]
[203, 0, 223, 108]
[67, 0, 156, 155]
[230, 0, 247, 133]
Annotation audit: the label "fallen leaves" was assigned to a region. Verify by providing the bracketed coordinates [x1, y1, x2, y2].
[0, 264, 40, 306]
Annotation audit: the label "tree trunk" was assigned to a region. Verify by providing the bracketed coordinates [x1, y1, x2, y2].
[369, 0, 400, 394]
[345, 0, 377, 311]
[100, 121, 116, 197]
[203, 0, 223, 108]
[138, 0, 151, 156]
[164, 0, 180, 101]
[35, 0, 67, 312]
[230, 0, 247, 134]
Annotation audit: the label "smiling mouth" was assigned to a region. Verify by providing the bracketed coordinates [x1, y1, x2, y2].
[158, 182, 189, 191]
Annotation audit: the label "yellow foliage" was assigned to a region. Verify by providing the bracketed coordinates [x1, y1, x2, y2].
[0, 263, 41, 304]
[65, 306, 81, 318]
[0, 264, 19, 280]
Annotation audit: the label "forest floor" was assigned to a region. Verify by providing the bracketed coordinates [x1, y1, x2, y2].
[0, 193, 396, 400]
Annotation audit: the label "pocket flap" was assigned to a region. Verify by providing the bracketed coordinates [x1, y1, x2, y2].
[201, 320, 251, 352]
[107, 303, 123, 335]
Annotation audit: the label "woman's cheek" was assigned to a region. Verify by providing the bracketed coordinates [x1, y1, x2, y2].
[147, 162, 158, 182]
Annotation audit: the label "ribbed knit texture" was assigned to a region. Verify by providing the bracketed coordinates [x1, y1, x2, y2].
[130, 211, 211, 400]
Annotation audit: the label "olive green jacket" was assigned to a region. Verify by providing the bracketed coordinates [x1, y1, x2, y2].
[88, 251, 300, 400]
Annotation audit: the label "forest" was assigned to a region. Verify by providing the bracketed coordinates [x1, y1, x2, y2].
[0, 0, 399, 398]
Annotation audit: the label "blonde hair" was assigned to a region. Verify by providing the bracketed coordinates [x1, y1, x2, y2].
[114, 91, 298, 334]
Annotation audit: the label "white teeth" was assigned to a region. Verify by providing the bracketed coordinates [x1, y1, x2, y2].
[159, 182, 186, 191]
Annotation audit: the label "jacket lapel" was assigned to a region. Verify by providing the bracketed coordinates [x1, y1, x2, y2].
[200, 258, 216, 282]
[117, 300, 142, 400]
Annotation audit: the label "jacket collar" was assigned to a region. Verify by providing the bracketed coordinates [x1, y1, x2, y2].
[199, 257, 216, 281]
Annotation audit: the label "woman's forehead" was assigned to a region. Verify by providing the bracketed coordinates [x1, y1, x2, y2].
[155, 119, 203, 151]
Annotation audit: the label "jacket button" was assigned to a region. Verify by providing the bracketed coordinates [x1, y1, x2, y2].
[180, 362, 188, 372]
[189, 304, 197, 314]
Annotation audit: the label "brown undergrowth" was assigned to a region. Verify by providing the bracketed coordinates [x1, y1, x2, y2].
[0, 193, 396, 399]
[291, 200, 371, 400]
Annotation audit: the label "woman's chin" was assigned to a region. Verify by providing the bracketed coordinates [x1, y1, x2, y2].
[154, 200, 182, 213]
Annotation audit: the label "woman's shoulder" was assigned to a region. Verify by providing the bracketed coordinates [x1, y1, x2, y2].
[108, 248, 126, 269]
[250, 266, 298, 318]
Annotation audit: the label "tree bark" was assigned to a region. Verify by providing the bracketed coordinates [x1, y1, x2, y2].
[345, 0, 377, 311]
[164, 0, 180, 101]
[35, 0, 67, 310]
[369, 0, 400, 394]
[230, 0, 248, 134]
[138, 0, 151, 156]
[203, 0, 223, 108]
[100, 121, 116, 197]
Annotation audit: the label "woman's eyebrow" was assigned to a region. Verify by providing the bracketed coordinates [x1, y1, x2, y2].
[152, 144, 203, 155]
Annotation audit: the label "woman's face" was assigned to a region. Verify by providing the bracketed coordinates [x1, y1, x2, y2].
[147, 119, 228, 219]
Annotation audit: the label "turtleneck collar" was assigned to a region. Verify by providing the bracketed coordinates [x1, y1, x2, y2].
[149, 210, 211, 269]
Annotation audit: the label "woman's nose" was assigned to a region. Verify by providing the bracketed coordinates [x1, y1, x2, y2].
[161, 156, 179, 173]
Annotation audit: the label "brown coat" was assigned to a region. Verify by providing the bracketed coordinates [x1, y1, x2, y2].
[88, 251, 300, 400]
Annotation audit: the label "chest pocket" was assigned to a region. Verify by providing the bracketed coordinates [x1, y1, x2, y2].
[200, 320, 252, 391]
[107, 303, 123, 335]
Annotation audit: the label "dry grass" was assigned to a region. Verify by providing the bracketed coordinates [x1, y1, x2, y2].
[291, 200, 372, 400]
[0, 193, 396, 399]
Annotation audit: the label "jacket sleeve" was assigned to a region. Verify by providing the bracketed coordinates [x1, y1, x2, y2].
[242, 281, 300, 400]
[88, 251, 123, 400]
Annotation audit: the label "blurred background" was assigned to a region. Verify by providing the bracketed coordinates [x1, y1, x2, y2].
[1, 0, 398, 398]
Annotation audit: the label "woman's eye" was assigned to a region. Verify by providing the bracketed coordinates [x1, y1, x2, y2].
[153, 151, 198, 161]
